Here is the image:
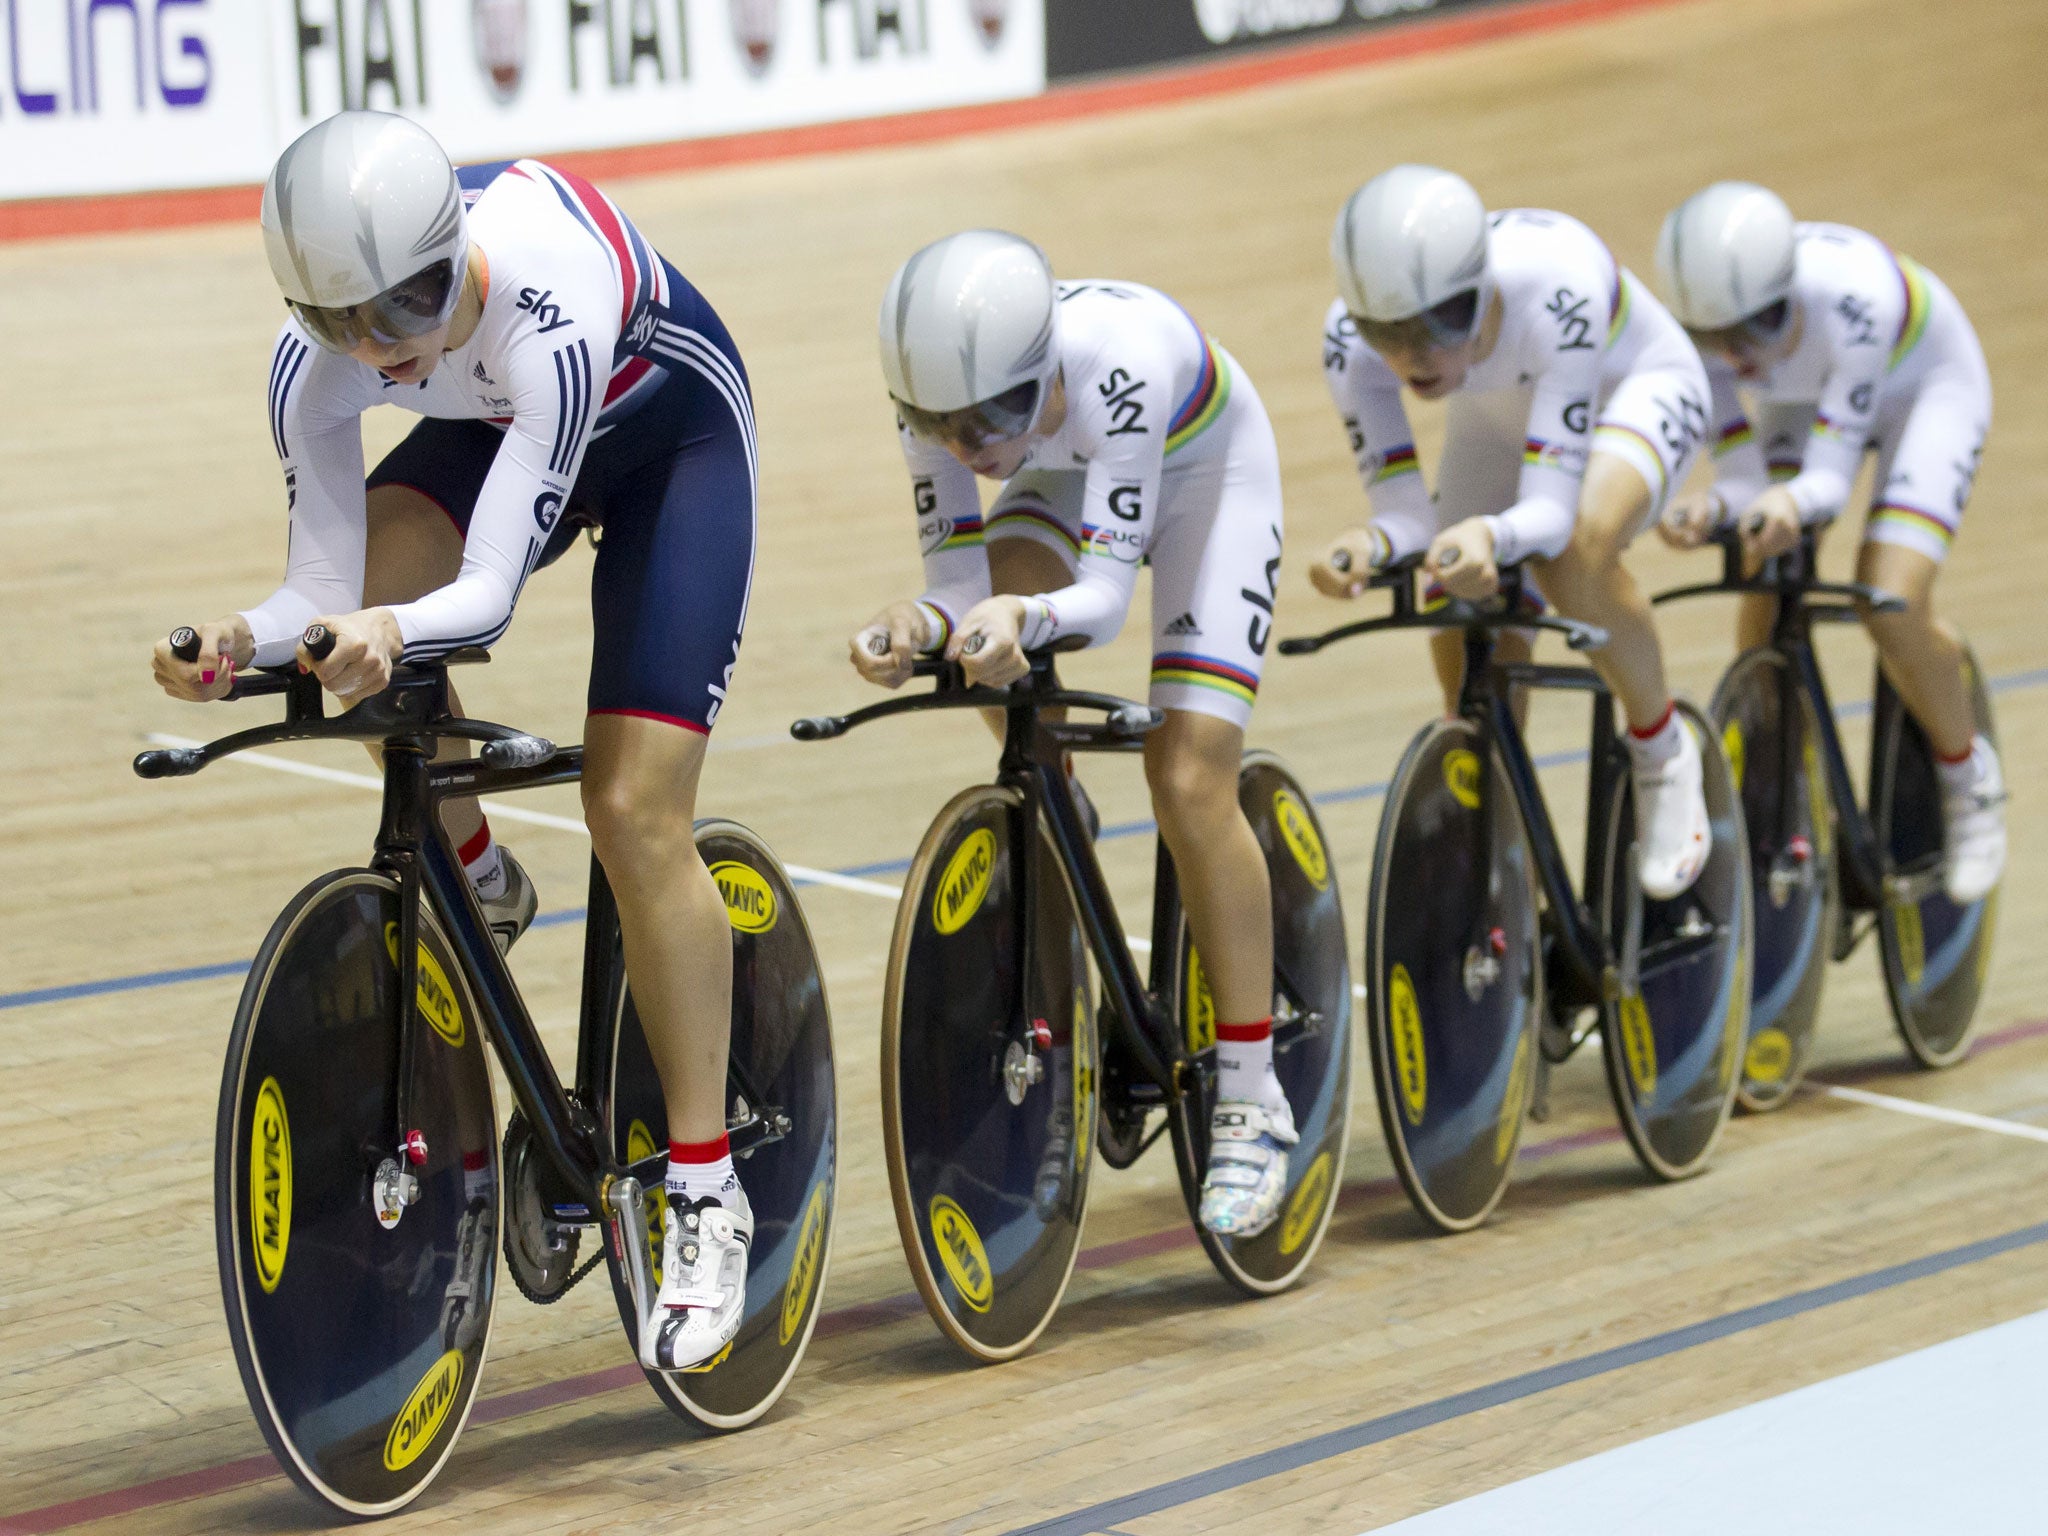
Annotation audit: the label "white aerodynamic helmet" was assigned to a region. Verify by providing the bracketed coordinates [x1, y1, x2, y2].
[1331, 164, 1489, 345]
[261, 110, 468, 353]
[1656, 181, 1797, 332]
[877, 229, 1060, 450]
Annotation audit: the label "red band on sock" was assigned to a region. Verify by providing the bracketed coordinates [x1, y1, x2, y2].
[457, 822, 494, 866]
[1937, 744, 1974, 765]
[1628, 702, 1676, 741]
[669, 1134, 730, 1164]
[462, 1149, 489, 1172]
[1216, 1017, 1272, 1043]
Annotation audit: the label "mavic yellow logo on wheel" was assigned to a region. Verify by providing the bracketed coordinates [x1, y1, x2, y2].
[250, 1076, 292, 1294]
[1892, 898, 1925, 987]
[1273, 789, 1330, 889]
[1443, 750, 1482, 810]
[1184, 946, 1216, 1054]
[383, 1350, 464, 1471]
[1279, 1150, 1333, 1255]
[710, 860, 777, 934]
[1722, 721, 1745, 792]
[1805, 737, 1832, 856]
[1618, 994, 1657, 1098]
[1388, 964, 1428, 1125]
[780, 1183, 829, 1345]
[1745, 1026, 1792, 1084]
[932, 829, 997, 935]
[1496, 1031, 1532, 1166]
[928, 1195, 993, 1312]
[627, 1120, 664, 1284]
[1072, 988, 1095, 1171]
[383, 923, 465, 1047]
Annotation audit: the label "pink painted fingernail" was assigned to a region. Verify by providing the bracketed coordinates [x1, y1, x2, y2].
[200, 669, 215, 684]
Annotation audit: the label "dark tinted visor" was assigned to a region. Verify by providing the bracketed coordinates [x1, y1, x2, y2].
[288, 259, 460, 354]
[1353, 288, 1481, 355]
[1685, 298, 1790, 358]
[895, 379, 1042, 453]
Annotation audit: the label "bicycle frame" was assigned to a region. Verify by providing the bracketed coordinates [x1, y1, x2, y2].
[1653, 530, 1907, 914]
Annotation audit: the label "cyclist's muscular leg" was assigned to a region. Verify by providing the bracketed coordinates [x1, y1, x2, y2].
[1854, 541, 1974, 757]
[1529, 453, 1669, 727]
[360, 485, 486, 851]
[1144, 711, 1271, 1024]
[582, 714, 730, 1146]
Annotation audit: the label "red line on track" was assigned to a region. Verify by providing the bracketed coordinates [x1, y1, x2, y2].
[0, 0, 1688, 245]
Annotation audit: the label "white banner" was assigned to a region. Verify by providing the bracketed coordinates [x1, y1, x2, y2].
[1, 0, 1044, 201]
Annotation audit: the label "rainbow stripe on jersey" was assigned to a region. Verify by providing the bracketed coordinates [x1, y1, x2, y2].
[1870, 501, 1956, 550]
[1714, 418, 1755, 456]
[1166, 319, 1233, 455]
[1151, 652, 1258, 707]
[1888, 251, 1933, 371]
[1373, 445, 1420, 484]
[936, 514, 984, 553]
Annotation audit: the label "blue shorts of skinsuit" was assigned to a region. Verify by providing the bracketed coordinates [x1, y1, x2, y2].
[368, 272, 755, 734]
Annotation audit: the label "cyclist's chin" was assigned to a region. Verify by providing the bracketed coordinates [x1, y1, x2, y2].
[970, 439, 1032, 479]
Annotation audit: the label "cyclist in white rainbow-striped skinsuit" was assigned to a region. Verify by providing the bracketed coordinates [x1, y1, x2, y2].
[1655, 183, 2004, 903]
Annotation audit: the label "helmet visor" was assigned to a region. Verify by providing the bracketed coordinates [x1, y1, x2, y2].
[1353, 288, 1482, 356]
[1684, 298, 1791, 361]
[894, 379, 1042, 453]
[287, 259, 460, 354]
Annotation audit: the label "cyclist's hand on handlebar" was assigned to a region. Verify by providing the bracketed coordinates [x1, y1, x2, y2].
[850, 600, 931, 689]
[300, 608, 403, 701]
[1735, 489, 1802, 572]
[1309, 527, 1386, 599]
[1658, 490, 1724, 550]
[152, 616, 253, 702]
[948, 595, 1031, 687]
[1427, 517, 1500, 601]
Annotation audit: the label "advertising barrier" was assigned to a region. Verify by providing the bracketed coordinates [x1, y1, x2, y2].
[1045, 0, 1502, 79]
[1, 0, 1045, 201]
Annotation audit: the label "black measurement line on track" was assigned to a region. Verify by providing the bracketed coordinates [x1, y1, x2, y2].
[1006, 1219, 2048, 1535]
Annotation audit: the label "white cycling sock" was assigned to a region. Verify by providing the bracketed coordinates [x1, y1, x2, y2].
[1626, 702, 1683, 768]
[460, 822, 507, 900]
[1216, 1018, 1283, 1109]
[667, 1136, 738, 1205]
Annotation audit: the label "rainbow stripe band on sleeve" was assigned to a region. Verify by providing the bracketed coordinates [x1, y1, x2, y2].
[1592, 421, 1667, 501]
[1811, 413, 1852, 442]
[1151, 652, 1258, 707]
[1768, 460, 1801, 482]
[1166, 332, 1233, 455]
[1606, 270, 1633, 347]
[937, 514, 985, 553]
[1373, 445, 1420, 483]
[1522, 438, 1558, 467]
[1889, 252, 1932, 371]
[1870, 502, 1956, 549]
[1715, 419, 1755, 456]
[986, 503, 1082, 557]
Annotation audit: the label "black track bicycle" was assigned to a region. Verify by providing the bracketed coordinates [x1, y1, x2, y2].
[1281, 555, 1750, 1232]
[793, 648, 1350, 1361]
[135, 628, 837, 1518]
[1655, 529, 2000, 1103]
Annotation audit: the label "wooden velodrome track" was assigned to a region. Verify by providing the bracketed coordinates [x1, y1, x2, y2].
[5, 0, 2046, 1528]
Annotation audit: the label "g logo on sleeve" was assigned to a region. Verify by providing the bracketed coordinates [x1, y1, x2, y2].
[1107, 483, 1143, 521]
[533, 491, 564, 532]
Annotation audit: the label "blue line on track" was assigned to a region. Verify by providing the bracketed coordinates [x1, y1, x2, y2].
[9, 665, 2040, 1013]
[1003, 1218, 2048, 1535]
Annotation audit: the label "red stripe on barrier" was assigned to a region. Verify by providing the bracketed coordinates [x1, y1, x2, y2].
[0, 0, 1691, 246]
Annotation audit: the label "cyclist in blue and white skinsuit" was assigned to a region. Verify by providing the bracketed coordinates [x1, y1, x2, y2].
[148, 112, 750, 1372]
[848, 232, 1300, 1239]
[1654, 183, 2005, 903]
[1310, 166, 1717, 901]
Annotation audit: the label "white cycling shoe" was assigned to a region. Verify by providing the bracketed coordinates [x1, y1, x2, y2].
[1198, 1097, 1299, 1238]
[481, 850, 539, 955]
[640, 1187, 752, 1373]
[1941, 736, 2007, 905]
[440, 1193, 494, 1352]
[1631, 718, 1712, 901]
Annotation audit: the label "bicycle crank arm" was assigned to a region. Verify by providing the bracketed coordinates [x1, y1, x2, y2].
[605, 1175, 658, 1338]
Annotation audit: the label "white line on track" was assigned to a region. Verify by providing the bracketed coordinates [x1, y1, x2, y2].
[144, 732, 903, 900]
[1814, 1081, 2048, 1145]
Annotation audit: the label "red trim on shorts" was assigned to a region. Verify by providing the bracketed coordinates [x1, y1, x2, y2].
[670, 1134, 730, 1163]
[588, 707, 712, 736]
[1216, 1018, 1273, 1043]
[1629, 702, 1676, 740]
[378, 479, 464, 538]
[456, 822, 494, 866]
